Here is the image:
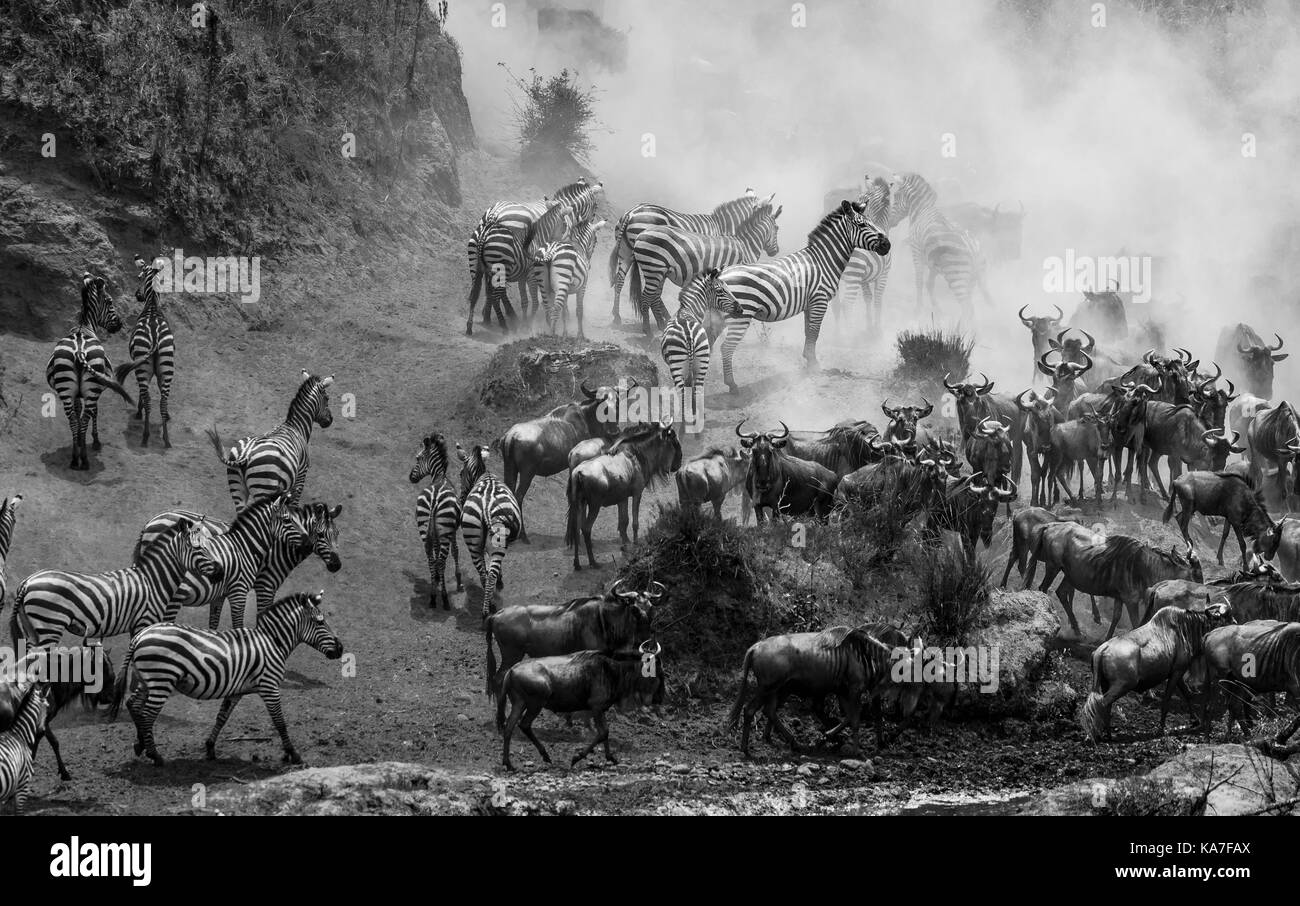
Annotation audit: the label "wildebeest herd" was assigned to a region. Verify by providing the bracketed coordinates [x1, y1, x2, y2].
[3, 169, 1300, 814]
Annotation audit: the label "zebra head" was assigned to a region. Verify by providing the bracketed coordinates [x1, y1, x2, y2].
[281, 501, 343, 573]
[299, 591, 344, 660]
[742, 196, 782, 257]
[457, 443, 490, 496]
[182, 518, 225, 583]
[410, 433, 451, 484]
[80, 273, 123, 334]
[700, 268, 743, 317]
[133, 255, 164, 304]
[299, 371, 335, 428]
[842, 202, 890, 255]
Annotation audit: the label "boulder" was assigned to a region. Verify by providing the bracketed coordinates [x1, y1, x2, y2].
[962, 588, 1062, 707]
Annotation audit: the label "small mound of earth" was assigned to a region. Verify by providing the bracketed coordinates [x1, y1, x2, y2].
[471, 336, 660, 414]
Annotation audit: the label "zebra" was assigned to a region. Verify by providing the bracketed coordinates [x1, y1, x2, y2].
[466, 179, 602, 335]
[456, 444, 522, 619]
[628, 196, 781, 335]
[466, 199, 574, 335]
[527, 215, 606, 337]
[409, 433, 463, 610]
[46, 273, 134, 470]
[133, 500, 343, 627]
[0, 686, 47, 815]
[206, 371, 335, 508]
[0, 494, 20, 608]
[12, 518, 223, 647]
[836, 176, 894, 331]
[114, 255, 176, 448]
[109, 590, 343, 766]
[888, 171, 992, 322]
[609, 190, 763, 324]
[717, 200, 891, 393]
[660, 269, 744, 420]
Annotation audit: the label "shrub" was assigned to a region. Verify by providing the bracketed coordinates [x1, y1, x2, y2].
[504, 66, 599, 166]
[911, 539, 991, 646]
[893, 327, 974, 385]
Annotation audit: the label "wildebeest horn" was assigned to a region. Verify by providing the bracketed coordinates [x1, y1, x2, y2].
[994, 476, 1018, 500]
[1174, 347, 1192, 364]
[1225, 379, 1237, 400]
[612, 578, 638, 599]
[735, 419, 759, 441]
[1080, 329, 1096, 353]
[1272, 333, 1285, 351]
[1037, 352, 1057, 377]
[917, 397, 933, 418]
[1132, 382, 1158, 396]
[639, 639, 662, 656]
[967, 471, 990, 493]
[1016, 389, 1035, 411]
[943, 372, 960, 392]
[976, 372, 993, 393]
[648, 580, 666, 600]
[1055, 329, 1070, 346]
[1071, 351, 1094, 375]
[1142, 348, 1156, 364]
[580, 380, 596, 399]
[1017, 305, 1032, 326]
[1201, 428, 1225, 443]
[773, 421, 790, 442]
[882, 400, 897, 418]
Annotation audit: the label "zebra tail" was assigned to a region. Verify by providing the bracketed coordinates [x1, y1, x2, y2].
[107, 638, 137, 721]
[727, 648, 754, 730]
[205, 427, 230, 464]
[86, 368, 136, 407]
[627, 258, 643, 315]
[485, 615, 498, 698]
[113, 355, 150, 387]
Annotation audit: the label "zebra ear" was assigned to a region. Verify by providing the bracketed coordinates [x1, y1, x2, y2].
[773, 205, 783, 220]
[301, 369, 311, 381]
[321, 375, 335, 388]
[838, 200, 854, 214]
[329, 504, 343, 518]
[310, 590, 324, 606]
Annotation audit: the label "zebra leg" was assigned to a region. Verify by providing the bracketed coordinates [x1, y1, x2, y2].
[259, 685, 301, 763]
[466, 265, 484, 336]
[575, 288, 586, 339]
[137, 363, 153, 446]
[157, 353, 174, 448]
[424, 531, 441, 608]
[128, 692, 167, 766]
[85, 398, 103, 452]
[434, 533, 452, 610]
[205, 694, 243, 759]
[720, 316, 753, 394]
[62, 398, 83, 470]
[228, 582, 253, 629]
[802, 297, 829, 372]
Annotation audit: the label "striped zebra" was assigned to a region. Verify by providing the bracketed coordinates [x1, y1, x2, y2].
[0, 686, 47, 815]
[718, 200, 891, 393]
[134, 501, 343, 627]
[0, 494, 20, 608]
[12, 518, 222, 647]
[456, 444, 522, 619]
[629, 196, 781, 334]
[409, 433, 462, 610]
[46, 273, 134, 470]
[109, 590, 343, 766]
[466, 179, 603, 335]
[609, 190, 762, 323]
[467, 200, 574, 335]
[206, 371, 335, 508]
[888, 171, 992, 322]
[527, 215, 606, 337]
[836, 176, 894, 331]
[114, 255, 176, 448]
[660, 269, 744, 416]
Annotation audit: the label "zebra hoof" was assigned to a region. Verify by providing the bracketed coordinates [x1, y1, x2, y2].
[150, 753, 165, 767]
[141, 434, 149, 447]
[92, 440, 102, 451]
[205, 742, 218, 760]
[283, 749, 302, 765]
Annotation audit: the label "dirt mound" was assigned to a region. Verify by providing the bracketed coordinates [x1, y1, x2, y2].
[470, 337, 660, 414]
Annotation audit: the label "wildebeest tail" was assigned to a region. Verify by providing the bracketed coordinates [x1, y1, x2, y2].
[1078, 692, 1107, 741]
[495, 668, 511, 733]
[564, 471, 583, 550]
[485, 614, 498, 698]
[727, 647, 755, 730]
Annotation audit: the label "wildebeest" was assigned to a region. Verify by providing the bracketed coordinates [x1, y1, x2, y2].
[675, 445, 751, 520]
[1163, 470, 1280, 568]
[925, 472, 1017, 560]
[943, 373, 1024, 465]
[1114, 390, 1230, 503]
[497, 641, 664, 770]
[727, 626, 903, 755]
[484, 580, 660, 698]
[1017, 389, 1060, 507]
[1202, 620, 1300, 740]
[0, 494, 19, 608]
[1027, 526, 1203, 638]
[783, 420, 881, 476]
[737, 421, 839, 522]
[1036, 350, 1092, 415]
[1072, 288, 1128, 343]
[500, 381, 621, 542]
[1048, 328, 1096, 372]
[832, 444, 939, 520]
[567, 437, 611, 474]
[1047, 407, 1112, 505]
[1189, 365, 1235, 431]
[1141, 564, 1289, 624]
[1079, 602, 1232, 740]
[1018, 305, 1064, 383]
[0, 643, 116, 781]
[1216, 324, 1287, 400]
[1228, 393, 1271, 446]
[1246, 401, 1300, 506]
[964, 417, 1015, 507]
[1000, 506, 1061, 588]
[881, 399, 934, 448]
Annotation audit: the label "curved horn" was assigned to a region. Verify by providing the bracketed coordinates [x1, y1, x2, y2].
[1072, 351, 1094, 375]
[1143, 348, 1156, 364]
[649, 580, 666, 600]
[943, 371, 960, 392]
[1225, 379, 1237, 400]
[917, 397, 933, 418]
[967, 471, 990, 493]
[1080, 329, 1096, 353]
[1052, 304, 1063, 321]
[882, 400, 897, 418]
[1132, 382, 1159, 396]
[977, 372, 992, 392]
[735, 419, 758, 440]
[1174, 347, 1192, 364]
[1016, 389, 1035, 411]
[1273, 333, 1285, 351]
[774, 421, 790, 442]
[995, 476, 1018, 500]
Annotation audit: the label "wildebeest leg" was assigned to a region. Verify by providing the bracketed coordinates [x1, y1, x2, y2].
[827, 691, 865, 755]
[518, 706, 551, 764]
[582, 502, 599, 568]
[571, 710, 615, 766]
[1000, 543, 1019, 588]
[1053, 464, 1076, 503]
[1103, 592, 1126, 640]
[740, 693, 764, 756]
[1056, 579, 1080, 635]
[1036, 563, 1060, 595]
[1091, 596, 1101, 624]
[501, 699, 525, 770]
[1090, 457, 1104, 504]
[1233, 524, 1250, 570]
[808, 696, 837, 731]
[765, 694, 801, 751]
[41, 723, 71, 781]
[1148, 455, 1171, 501]
[1156, 670, 1187, 735]
[513, 472, 534, 543]
[616, 500, 630, 546]
[1275, 681, 1300, 744]
[1022, 549, 1041, 590]
[631, 491, 643, 543]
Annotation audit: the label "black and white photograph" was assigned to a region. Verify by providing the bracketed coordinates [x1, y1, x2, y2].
[0, 0, 1297, 855]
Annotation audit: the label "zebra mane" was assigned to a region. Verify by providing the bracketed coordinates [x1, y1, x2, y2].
[712, 195, 758, 219]
[806, 202, 861, 244]
[135, 516, 195, 566]
[254, 590, 315, 626]
[226, 494, 282, 533]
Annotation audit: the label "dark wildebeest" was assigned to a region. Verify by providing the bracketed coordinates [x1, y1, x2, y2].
[484, 580, 660, 698]
[1046, 407, 1112, 505]
[1048, 327, 1097, 373]
[0, 643, 116, 781]
[1018, 305, 1064, 383]
[1001, 506, 1062, 588]
[832, 443, 940, 518]
[1018, 388, 1062, 506]
[1115, 392, 1232, 503]
[727, 626, 904, 756]
[1247, 401, 1300, 507]
[964, 418, 1016, 516]
[497, 641, 665, 770]
[1189, 365, 1236, 431]
[1072, 288, 1128, 343]
[1141, 562, 1288, 623]
[943, 373, 1025, 478]
[1216, 324, 1287, 400]
[738, 421, 839, 522]
[1079, 602, 1232, 740]
[881, 399, 935, 449]
[784, 420, 882, 476]
[1202, 621, 1300, 741]
[1027, 526, 1203, 638]
[859, 622, 957, 733]
[0, 494, 20, 609]
[566, 420, 682, 569]
[675, 445, 751, 520]
[924, 472, 1017, 560]
[1036, 350, 1092, 414]
[567, 437, 610, 474]
[500, 381, 621, 542]
[1163, 470, 1280, 568]
[1272, 517, 1300, 581]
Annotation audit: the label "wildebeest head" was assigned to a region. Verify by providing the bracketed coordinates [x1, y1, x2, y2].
[1111, 381, 1160, 439]
[1192, 364, 1236, 429]
[1017, 388, 1058, 448]
[1236, 331, 1287, 399]
[1037, 350, 1092, 389]
[737, 420, 789, 495]
[606, 578, 662, 643]
[1200, 427, 1246, 471]
[1081, 407, 1114, 457]
[881, 398, 933, 443]
[1048, 327, 1096, 367]
[968, 418, 1014, 480]
[965, 472, 1018, 546]
[632, 639, 666, 707]
[1075, 288, 1128, 341]
[577, 379, 631, 439]
[1018, 305, 1064, 357]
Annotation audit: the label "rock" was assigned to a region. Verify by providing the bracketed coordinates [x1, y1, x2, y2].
[961, 589, 1062, 709]
[796, 763, 816, 776]
[839, 758, 872, 773]
[670, 764, 690, 775]
[1027, 679, 1080, 719]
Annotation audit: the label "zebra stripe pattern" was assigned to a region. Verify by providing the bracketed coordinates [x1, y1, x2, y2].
[456, 444, 522, 619]
[660, 269, 744, 405]
[0, 686, 47, 815]
[889, 172, 991, 321]
[134, 501, 343, 627]
[206, 371, 335, 508]
[111, 591, 343, 766]
[13, 518, 222, 647]
[46, 273, 132, 470]
[0, 494, 20, 608]
[467, 200, 574, 334]
[718, 200, 891, 392]
[116, 256, 177, 448]
[609, 191, 761, 323]
[410, 433, 462, 610]
[528, 215, 606, 337]
[837, 177, 894, 330]
[629, 197, 781, 332]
